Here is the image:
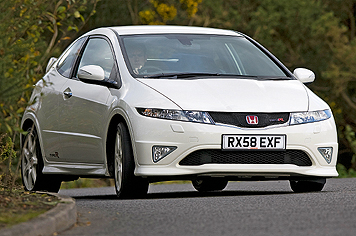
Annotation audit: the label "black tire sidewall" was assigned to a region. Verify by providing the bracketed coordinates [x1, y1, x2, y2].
[115, 123, 134, 197]
[192, 178, 228, 192]
[290, 179, 325, 193]
[115, 123, 148, 199]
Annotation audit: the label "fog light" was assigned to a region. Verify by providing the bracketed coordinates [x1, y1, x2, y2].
[318, 147, 333, 164]
[152, 146, 177, 163]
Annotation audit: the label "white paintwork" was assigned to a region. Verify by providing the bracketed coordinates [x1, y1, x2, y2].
[78, 65, 105, 81]
[109, 25, 241, 36]
[140, 78, 309, 112]
[293, 68, 315, 83]
[21, 25, 338, 183]
[46, 57, 57, 73]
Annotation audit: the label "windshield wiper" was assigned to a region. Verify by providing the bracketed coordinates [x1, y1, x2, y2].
[261, 76, 291, 80]
[144, 72, 220, 79]
[143, 73, 291, 80]
[218, 74, 291, 80]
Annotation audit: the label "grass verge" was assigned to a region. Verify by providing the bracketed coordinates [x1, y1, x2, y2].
[0, 187, 59, 229]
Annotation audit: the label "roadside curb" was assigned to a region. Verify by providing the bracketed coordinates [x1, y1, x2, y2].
[0, 192, 77, 236]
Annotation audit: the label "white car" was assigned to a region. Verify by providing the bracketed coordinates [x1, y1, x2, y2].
[21, 25, 338, 198]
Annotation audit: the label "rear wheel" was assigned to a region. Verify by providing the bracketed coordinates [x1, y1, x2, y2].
[114, 123, 148, 199]
[192, 178, 228, 192]
[21, 127, 61, 192]
[289, 178, 326, 193]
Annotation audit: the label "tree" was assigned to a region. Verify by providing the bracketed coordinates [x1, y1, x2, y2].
[0, 0, 98, 137]
[139, 0, 202, 25]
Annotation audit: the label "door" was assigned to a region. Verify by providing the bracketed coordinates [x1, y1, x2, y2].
[58, 37, 116, 163]
[40, 37, 86, 162]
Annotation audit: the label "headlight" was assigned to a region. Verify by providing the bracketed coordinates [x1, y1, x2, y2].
[136, 108, 214, 124]
[289, 109, 331, 125]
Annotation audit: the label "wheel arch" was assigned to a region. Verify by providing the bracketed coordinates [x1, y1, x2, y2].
[21, 117, 47, 166]
[106, 113, 134, 177]
[21, 118, 37, 147]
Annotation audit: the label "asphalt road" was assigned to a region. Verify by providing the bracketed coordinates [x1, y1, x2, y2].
[58, 178, 356, 236]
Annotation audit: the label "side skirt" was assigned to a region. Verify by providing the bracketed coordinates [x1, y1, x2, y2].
[43, 162, 107, 176]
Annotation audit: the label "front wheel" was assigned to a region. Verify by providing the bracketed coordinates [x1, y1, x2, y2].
[192, 178, 228, 192]
[114, 123, 148, 199]
[289, 178, 326, 193]
[21, 127, 61, 192]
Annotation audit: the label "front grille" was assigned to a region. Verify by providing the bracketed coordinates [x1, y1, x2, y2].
[179, 150, 312, 166]
[209, 112, 289, 128]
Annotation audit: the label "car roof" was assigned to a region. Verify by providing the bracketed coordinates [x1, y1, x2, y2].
[107, 25, 242, 36]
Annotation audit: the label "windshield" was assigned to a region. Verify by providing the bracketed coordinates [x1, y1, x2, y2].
[121, 34, 288, 79]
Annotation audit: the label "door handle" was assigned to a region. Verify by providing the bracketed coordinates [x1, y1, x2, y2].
[63, 91, 72, 98]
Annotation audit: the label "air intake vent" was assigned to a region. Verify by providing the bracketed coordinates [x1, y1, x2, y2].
[179, 150, 312, 166]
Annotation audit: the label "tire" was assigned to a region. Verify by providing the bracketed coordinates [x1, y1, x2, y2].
[192, 178, 228, 192]
[21, 127, 61, 192]
[114, 123, 149, 199]
[289, 178, 326, 193]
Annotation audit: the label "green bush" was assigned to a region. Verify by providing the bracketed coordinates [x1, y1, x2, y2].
[0, 134, 18, 191]
[337, 163, 356, 178]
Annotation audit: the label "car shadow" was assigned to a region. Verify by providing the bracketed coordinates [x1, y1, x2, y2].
[71, 189, 294, 201]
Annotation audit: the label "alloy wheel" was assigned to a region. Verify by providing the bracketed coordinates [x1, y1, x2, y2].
[22, 132, 38, 191]
[114, 130, 123, 193]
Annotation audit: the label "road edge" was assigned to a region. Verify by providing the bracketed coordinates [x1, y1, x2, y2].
[0, 192, 77, 236]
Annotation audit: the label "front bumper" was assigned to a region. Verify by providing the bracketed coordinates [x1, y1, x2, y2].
[130, 114, 338, 179]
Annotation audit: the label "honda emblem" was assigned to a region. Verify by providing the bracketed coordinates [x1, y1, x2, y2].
[246, 115, 259, 125]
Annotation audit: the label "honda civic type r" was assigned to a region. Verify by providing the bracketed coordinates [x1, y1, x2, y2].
[21, 25, 338, 198]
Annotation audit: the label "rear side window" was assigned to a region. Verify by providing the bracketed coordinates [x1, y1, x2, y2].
[57, 38, 86, 78]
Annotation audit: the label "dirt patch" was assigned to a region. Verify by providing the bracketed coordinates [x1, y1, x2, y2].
[0, 188, 58, 229]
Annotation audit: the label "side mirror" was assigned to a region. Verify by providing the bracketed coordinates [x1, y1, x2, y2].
[293, 68, 315, 84]
[46, 57, 57, 73]
[78, 65, 105, 81]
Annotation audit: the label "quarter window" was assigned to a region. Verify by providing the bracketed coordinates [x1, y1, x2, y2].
[57, 38, 86, 78]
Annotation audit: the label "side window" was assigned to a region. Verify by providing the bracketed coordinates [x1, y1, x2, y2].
[57, 37, 86, 78]
[77, 38, 114, 80]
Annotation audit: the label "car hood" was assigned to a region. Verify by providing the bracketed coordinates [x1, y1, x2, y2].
[140, 78, 309, 112]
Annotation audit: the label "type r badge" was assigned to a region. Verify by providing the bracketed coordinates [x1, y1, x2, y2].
[50, 152, 60, 158]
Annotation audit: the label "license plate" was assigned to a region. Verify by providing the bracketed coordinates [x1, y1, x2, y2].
[222, 134, 286, 150]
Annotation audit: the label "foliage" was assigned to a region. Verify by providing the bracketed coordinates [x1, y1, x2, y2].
[0, 0, 99, 189]
[61, 178, 113, 189]
[87, 0, 202, 27]
[0, 0, 98, 138]
[139, 0, 202, 25]
[0, 134, 17, 191]
[337, 164, 356, 178]
[0, 189, 59, 229]
[180, 0, 202, 17]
